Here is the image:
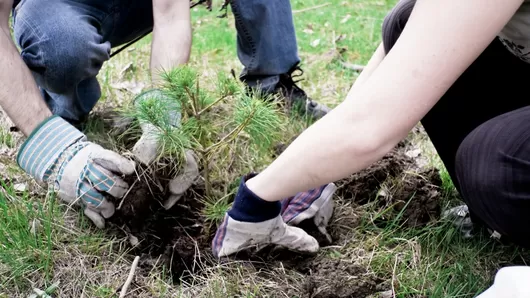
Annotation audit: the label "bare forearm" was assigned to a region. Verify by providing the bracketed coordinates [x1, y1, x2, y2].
[247, 95, 398, 201]
[150, 0, 191, 83]
[0, 3, 52, 136]
[350, 43, 385, 92]
[247, 0, 523, 202]
[246, 46, 386, 201]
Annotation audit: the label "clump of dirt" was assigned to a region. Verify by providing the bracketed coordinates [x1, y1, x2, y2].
[334, 140, 444, 227]
[225, 245, 384, 298]
[107, 164, 214, 281]
[335, 142, 412, 204]
[389, 168, 442, 227]
[302, 258, 383, 298]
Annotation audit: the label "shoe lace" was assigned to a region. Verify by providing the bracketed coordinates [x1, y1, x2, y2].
[280, 64, 322, 111]
[280, 64, 308, 98]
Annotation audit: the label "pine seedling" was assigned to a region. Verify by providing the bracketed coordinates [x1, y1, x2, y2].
[232, 91, 284, 154]
[122, 65, 287, 200]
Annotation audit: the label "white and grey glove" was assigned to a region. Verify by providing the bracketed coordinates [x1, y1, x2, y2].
[132, 89, 182, 165]
[17, 116, 136, 228]
[212, 173, 319, 258]
[280, 183, 336, 244]
[131, 89, 199, 209]
[164, 150, 199, 209]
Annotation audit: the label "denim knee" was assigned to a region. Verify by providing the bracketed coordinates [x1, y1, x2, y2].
[13, 11, 110, 94]
[381, 0, 416, 54]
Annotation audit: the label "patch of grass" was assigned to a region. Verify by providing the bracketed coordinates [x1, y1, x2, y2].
[0, 127, 14, 148]
[0, 181, 56, 292]
[360, 204, 526, 298]
[201, 191, 234, 227]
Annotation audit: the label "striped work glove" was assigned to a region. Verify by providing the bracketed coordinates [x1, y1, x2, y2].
[17, 116, 136, 228]
[212, 173, 322, 258]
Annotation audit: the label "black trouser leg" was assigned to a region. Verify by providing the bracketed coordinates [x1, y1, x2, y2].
[382, 0, 530, 247]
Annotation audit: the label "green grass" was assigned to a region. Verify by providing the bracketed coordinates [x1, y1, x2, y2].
[361, 204, 520, 297]
[0, 127, 14, 148]
[0, 183, 55, 289]
[1, 0, 528, 297]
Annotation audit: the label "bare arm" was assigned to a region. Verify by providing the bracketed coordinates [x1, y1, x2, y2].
[0, 0, 52, 136]
[150, 0, 192, 83]
[247, 0, 524, 201]
[349, 42, 385, 92]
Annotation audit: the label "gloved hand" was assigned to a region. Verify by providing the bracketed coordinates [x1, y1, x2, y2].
[212, 173, 320, 258]
[17, 116, 136, 228]
[131, 89, 199, 209]
[132, 89, 181, 165]
[280, 183, 336, 244]
[164, 149, 200, 209]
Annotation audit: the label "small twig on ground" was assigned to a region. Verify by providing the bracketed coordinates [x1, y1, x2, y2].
[340, 61, 365, 72]
[120, 256, 140, 298]
[392, 254, 399, 297]
[293, 3, 331, 14]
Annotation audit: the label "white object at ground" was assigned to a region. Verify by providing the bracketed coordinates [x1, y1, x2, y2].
[476, 266, 530, 297]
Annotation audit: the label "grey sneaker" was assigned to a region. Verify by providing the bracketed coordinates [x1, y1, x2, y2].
[275, 64, 331, 120]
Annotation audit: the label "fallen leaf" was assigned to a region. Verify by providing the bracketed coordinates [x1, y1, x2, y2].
[405, 148, 422, 158]
[303, 28, 314, 34]
[30, 219, 41, 236]
[119, 62, 135, 77]
[14, 183, 26, 192]
[310, 39, 321, 47]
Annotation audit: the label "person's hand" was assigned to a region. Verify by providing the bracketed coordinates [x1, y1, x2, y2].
[212, 173, 320, 258]
[164, 149, 200, 209]
[17, 116, 136, 228]
[280, 183, 336, 244]
[131, 89, 199, 209]
[132, 89, 181, 165]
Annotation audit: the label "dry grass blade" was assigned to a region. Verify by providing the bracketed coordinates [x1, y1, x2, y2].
[293, 2, 331, 13]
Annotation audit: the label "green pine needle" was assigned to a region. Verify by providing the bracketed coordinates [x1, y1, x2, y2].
[233, 93, 285, 153]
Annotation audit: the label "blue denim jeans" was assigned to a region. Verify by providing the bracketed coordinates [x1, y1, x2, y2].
[12, 0, 300, 124]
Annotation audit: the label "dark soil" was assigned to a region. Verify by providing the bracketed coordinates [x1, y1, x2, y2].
[302, 258, 383, 298]
[391, 168, 442, 227]
[334, 140, 443, 228]
[106, 164, 215, 281]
